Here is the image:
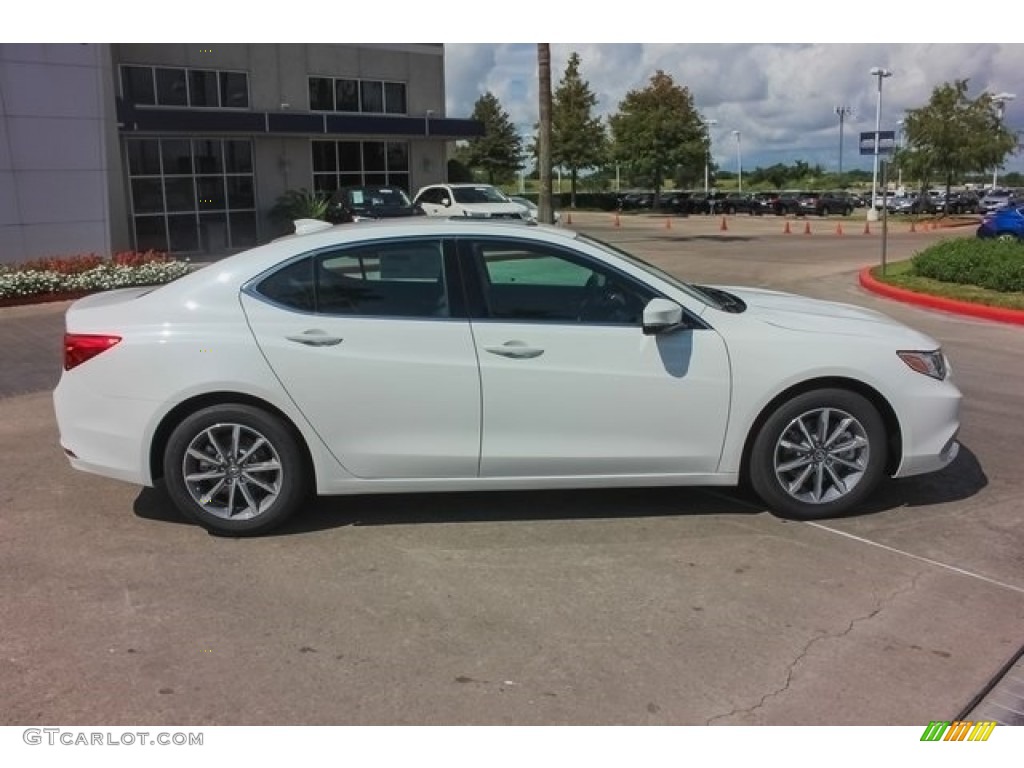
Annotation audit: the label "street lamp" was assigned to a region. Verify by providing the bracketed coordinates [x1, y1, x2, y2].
[701, 119, 718, 194]
[732, 130, 742, 193]
[992, 92, 1016, 190]
[834, 105, 854, 184]
[895, 119, 905, 191]
[868, 67, 892, 222]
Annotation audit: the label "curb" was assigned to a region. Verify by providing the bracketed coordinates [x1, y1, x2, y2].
[858, 267, 1024, 326]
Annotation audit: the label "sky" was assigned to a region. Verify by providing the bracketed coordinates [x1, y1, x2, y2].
[17, 3, 1024, 175]
[444, 43, 1024, 175]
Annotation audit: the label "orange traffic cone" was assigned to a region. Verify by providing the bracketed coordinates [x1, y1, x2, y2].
[804, 220, 812, 235]
[909, 220, 916, 233]
[665, 217, 672, 230]
[863, 221, 871, 235]
[835, 222, 844, 236]
[783, 220, 792, 234]
[566, 212, 573, 225]
[720, 216, 728, 231]
[614, 212, 620, 227]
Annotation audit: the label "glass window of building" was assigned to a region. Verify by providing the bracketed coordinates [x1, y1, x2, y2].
[126, 137, 257, 255]
[311, 140, 411, 193]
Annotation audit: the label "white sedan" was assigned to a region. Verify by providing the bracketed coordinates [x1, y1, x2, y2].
[54, 219, 961, 536]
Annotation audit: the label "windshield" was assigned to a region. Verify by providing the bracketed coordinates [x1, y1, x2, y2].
[345, 187, 412, 208]
[577, 233, 718, 308]
[452, 186, 510, 204]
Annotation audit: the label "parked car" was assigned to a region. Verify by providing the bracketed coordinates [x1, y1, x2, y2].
[753, 191, 781, 211]
[325, 185, 423, 224]
[944, 191, 981, 214]
[979, 189, 1017, 213]
[720, 192, 767, 215]
[773, 190, 808, 215]
[508, 196, 561, 224]
[618, 192, 655, 211]
[814, 191, 856, 216]
[976, 205, 1024, 241]
[689, 191, 728, 214]
[659, 191, 693, 214]
[413, 183, 525, 220]
[54, 218, 961, 536]
[886, 193, 936, 215]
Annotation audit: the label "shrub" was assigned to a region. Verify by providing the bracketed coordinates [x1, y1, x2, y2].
[911, 238, 1024, 293]
[270, 188, 329, 222]
[0, 251, 190, 300]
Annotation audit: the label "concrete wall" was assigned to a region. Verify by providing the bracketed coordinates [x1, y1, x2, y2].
[0, 44, 121, 264]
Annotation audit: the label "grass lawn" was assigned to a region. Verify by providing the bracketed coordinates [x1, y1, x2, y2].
[870, 259, 1024, 311]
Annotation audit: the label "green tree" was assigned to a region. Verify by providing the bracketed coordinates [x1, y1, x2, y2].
[551, 52, 607, 209]
[461, 92, 523, 185]
[898, 80, 1018, 212]
[610, 71, 706, 204]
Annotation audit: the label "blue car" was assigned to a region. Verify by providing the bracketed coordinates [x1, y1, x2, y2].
[976, 205, 1024, 241]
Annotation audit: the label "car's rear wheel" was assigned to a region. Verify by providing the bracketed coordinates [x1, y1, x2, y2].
[749, 389, 887, 520]
[996, 232, 1020, 243]
[163, 404, 310, 536]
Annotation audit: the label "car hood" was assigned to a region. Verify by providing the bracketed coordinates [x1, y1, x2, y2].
[353, 205, 420, 218]
[458, 203, 526, 215]
[711, 285, 937, 343]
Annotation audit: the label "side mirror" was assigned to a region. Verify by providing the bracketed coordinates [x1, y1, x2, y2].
[642, 298, 685, 336]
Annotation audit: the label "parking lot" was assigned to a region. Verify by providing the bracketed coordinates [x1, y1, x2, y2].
[1, 212, 1022, 725]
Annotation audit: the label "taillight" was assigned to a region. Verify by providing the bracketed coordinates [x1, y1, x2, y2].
[63, 333, 121, 371]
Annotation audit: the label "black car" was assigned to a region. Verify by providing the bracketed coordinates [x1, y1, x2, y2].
[689, 191, 728, 214]
[813, 191, 855, 216]
[326, 185, 423, 224]
[773, 190, 808, 215]
[720, 192, 767, 215]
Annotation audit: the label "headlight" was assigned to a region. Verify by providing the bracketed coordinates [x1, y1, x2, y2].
[897, 349, 947, 380]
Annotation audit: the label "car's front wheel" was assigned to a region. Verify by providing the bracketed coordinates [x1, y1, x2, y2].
[749, 389, 887, 520]
[163, 404, 310, 536]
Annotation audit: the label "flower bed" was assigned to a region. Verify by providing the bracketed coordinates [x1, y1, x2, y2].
[0, 251, 190, 305]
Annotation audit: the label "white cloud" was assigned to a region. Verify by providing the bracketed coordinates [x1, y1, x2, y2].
[445, 43, 1024, 172]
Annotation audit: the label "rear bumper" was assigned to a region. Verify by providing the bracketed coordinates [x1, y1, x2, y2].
[53, 378, 154, 487]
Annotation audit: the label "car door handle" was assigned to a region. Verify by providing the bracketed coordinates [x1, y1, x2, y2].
[286, 330, 344, 347]
[483, 341, 545, 359]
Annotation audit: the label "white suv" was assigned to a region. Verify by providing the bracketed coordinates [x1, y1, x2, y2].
[413, 183, 526, 220]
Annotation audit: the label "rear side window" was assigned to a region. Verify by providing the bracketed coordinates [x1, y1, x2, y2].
[254, 239, 448, 318]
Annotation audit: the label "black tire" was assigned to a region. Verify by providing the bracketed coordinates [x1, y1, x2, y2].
[163, 404, 310, 536]
[748, 389, 887, 520]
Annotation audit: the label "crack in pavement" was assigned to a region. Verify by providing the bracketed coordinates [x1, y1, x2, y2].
[705, 572, 923, 725]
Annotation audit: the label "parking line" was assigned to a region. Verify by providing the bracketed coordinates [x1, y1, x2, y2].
[807, 522, 1024, 595]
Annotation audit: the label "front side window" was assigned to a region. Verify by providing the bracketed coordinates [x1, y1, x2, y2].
[468, 239, 654, 325]
[255, 240, 448, 319]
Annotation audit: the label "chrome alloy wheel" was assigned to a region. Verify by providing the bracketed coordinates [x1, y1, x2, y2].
[182, 423, 283, 521]
[773, 407, 870, 505]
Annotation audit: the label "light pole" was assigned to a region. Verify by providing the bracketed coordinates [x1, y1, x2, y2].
[701, 119, 717, 194]
[834, 105, 853, 184]
[895, 119, 904, 191]
[868, 67, 892, 222]
[732, 130, 742, 193]
[992, 92, 1016, 190]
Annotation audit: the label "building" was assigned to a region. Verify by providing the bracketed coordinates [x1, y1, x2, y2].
[0, 43, 481, 264]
